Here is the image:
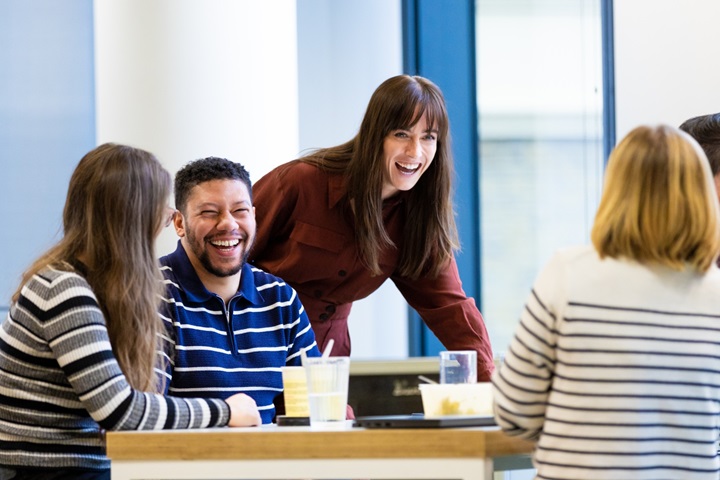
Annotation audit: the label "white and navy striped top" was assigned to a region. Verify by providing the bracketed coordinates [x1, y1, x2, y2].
[492, 245, 720, 479]
[159, 242, 321, 425]
[0, 265, 229, 472]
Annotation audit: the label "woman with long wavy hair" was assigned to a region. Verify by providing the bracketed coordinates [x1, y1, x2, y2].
[0, 143, 260, 480]
[250, 75, 494, 380]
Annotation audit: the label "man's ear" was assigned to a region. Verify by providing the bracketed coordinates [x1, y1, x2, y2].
[174, 212, 186, 238]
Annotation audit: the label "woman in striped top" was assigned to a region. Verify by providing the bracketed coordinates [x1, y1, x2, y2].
[492, 124, 720, 479]
[0, 144, 261, 480]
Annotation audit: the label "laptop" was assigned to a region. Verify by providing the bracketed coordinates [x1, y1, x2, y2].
[353, 413, 496, 429]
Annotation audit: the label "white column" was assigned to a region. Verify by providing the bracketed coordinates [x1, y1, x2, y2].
[614, 0, 720, 139]
[94, 0, 300, 256]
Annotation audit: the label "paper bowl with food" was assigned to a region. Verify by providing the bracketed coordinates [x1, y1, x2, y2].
[419, 382, 493, 418]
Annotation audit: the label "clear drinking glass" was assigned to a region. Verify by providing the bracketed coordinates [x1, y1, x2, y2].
[304, 356, 350, 428]
[439, 350, 477, 384]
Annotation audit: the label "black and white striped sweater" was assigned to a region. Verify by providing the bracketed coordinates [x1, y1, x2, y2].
[0, 266, 229, 471]
[493, 245, 720, 479]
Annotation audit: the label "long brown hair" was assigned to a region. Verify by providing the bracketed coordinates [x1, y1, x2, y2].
[300, 75, 459, 279]
[13, 143, 171, 391]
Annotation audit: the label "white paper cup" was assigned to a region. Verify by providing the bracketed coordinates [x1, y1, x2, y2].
[281, 366, 310, 417]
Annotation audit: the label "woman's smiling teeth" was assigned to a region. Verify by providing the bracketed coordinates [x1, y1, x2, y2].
[210, 239, 240, 249]
[396, 162, 420, 174]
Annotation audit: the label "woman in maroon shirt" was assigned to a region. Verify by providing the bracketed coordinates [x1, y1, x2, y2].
[250, 75, 494, 381]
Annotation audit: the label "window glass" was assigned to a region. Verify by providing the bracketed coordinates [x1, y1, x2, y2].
[477, 0, 605, 354]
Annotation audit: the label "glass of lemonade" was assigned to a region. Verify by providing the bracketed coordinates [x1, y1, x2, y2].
[304, 356, 350, 428]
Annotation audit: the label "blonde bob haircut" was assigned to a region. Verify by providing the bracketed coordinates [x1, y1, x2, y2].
[592, 124, 720, 272]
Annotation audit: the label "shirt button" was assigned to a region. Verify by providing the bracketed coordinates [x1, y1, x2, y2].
[338, 270, 347, 277]
[325, 305, 336, 314]
[319, 313, 329, 321]
[314, 289, 323, 298]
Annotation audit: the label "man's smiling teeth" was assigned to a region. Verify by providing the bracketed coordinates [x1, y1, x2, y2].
[396, 162, 420, 171]
[210, 239, 240, 247]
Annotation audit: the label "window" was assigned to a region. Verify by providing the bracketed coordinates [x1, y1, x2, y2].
[477, 0, 606, 354]
[403, 0, 608, 358]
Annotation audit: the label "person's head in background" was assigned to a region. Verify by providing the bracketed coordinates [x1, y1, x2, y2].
[306, 74, 458, 279]
[14, 143, 172, 391]
[592, 124, 720, 272]
[173, 157, 255, 281]
[679, 113, 720, 197]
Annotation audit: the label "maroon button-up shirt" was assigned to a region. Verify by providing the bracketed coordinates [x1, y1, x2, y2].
[250, 161, 494, 381]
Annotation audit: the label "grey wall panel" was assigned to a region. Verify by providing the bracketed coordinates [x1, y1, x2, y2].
[0, 0, 95, 306]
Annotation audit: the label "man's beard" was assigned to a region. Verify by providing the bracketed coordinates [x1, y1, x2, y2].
[186, 228, 252, 278]
[197, 247, 248, 278]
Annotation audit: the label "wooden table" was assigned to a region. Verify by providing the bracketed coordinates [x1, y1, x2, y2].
[107, 423, 534, 480]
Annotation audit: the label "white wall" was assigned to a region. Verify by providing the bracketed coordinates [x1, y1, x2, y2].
[614, 0, 720, 139]
[297, 0, 403, 150]
[94, 0, 300, 257]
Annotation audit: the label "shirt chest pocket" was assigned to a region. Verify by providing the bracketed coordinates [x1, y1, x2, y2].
[278, 222, 349, 284]
[290, 221, 346, 254]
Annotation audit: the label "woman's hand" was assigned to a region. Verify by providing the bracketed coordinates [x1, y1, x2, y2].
[225, 393, 262, 426]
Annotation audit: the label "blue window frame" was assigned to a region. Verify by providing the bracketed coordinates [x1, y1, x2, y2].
[403, 0, 615, 357]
